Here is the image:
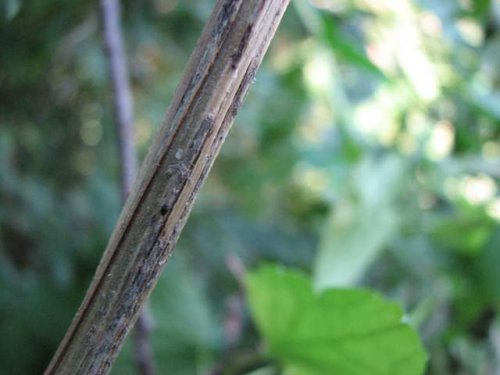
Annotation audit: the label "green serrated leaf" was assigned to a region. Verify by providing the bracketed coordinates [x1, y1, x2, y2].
[246, 265, 427, 375]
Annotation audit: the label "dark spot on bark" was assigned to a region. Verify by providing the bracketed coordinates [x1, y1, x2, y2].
[221, 0, 237, 22]
[230, 63, 257, 117]
[231, 25, 253, 69]
[190, 115, 215, 150]
[160, 204, 168, 216]
[214, 0, 240, 38]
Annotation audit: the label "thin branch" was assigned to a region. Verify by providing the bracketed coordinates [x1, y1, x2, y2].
[45, 0, 290, 373]
[99, 0, 155, 374]
[132, 306, 155, 375]
[100, 0, 136, 199]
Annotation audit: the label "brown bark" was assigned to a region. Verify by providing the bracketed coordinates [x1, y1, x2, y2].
[99, 0, 155, 373]
[45, 0, 290, 374]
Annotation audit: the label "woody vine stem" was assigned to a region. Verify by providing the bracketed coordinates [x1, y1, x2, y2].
[45, 0, 290, 373]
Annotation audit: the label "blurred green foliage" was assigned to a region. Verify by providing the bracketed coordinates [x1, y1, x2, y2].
[1, 0, 499, 374]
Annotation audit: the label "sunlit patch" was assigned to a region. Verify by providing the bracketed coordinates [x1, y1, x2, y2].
[80, 120, 102, 146]
[293, 164, 329, 195]
[303, 49, 334, 97]
[456, 18, 484, 47]
[426, 120, 455, 160]
[354, 0, 398, 13]
[366, 42, 394, 72]
[460, 174, 497, 205]
[420, 11, 443, 37]
[311, 0, 349, 13]
[362, 0, 448, 101]
[389, 8, 441, 101]
[354, 85, 407, 145]
[354, 99, 398, 145]
[354, 102, 383, 135]
[397, 38, 440, 100]
[487, 199, 500, 221]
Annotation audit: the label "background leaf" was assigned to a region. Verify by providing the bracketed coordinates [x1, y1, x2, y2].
[246, 264, 427, 375]
[314, 156, 404, 289]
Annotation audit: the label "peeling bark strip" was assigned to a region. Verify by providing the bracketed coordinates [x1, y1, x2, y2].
[45, 0, 290, 374]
